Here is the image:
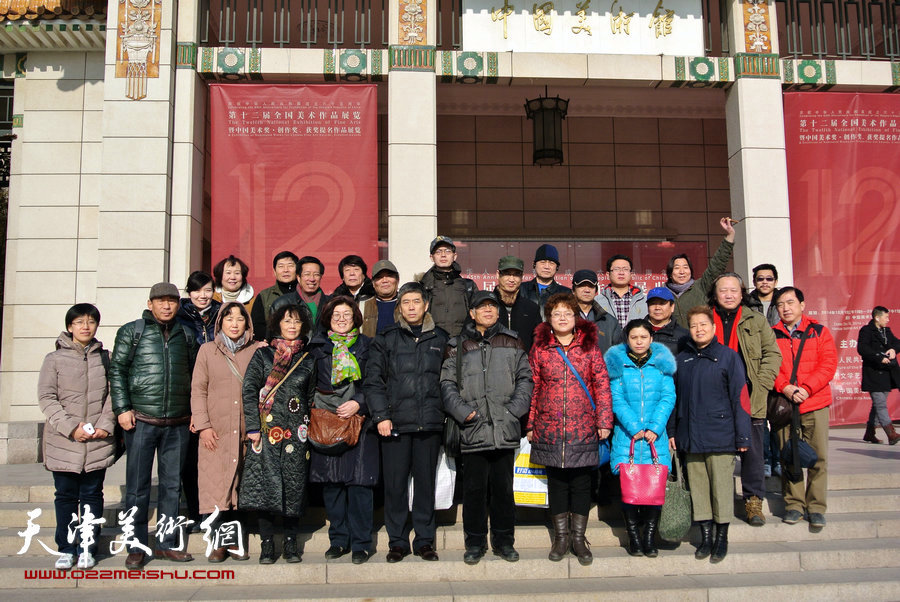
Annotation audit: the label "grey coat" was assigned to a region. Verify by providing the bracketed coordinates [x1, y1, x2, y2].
[38, 333, 116, 474]
[441, 323, 533, 453]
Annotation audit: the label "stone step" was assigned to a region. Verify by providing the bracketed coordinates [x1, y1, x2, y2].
[2, 538, 899, 589]
[5, 509, 899, 557]
[4, 568, 900, 600]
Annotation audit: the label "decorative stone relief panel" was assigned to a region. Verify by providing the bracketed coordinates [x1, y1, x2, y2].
[742, 0, 770, 53]
[399, 0, 427, 45]
[115, 0, 162, 100]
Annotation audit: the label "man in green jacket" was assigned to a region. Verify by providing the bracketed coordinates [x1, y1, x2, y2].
[711, 273, 782, 526]
[110, 283, 199, 569]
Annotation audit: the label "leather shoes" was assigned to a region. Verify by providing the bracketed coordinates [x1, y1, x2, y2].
[154, 549, 194, 562]
[228, 547, 249, 561]
[493, 545, 519, 562]
[325, 545, 350, 560]
[463, 546, 486, 565]
[125, 550, 146, 570]
[351, 550, 370, 565]
[208, 547, 228, 563]
[414, 544, 439, 561]
[385, 546, 410, 563]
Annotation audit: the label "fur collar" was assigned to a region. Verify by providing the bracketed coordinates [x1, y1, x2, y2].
[532, 319, 598, 351]
[605, 342, 676, 379]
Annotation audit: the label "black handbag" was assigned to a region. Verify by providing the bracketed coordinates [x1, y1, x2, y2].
[767, 323, 814, 430]
[781, 403, 819, 482]
[442, 336, 466, 459]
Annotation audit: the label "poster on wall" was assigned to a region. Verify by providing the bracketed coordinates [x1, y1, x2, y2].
[784, 92, 900, 426]
[209, 84, 379, 294]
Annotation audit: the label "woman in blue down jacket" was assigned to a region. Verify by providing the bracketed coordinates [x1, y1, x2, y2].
[605, 319, 676, 559]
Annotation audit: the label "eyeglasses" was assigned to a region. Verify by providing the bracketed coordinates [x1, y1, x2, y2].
[609, 267, 631, 273]
[333, 312, 354, 320]
[433, 248, 454, 256]
[755, 276, 775, 282]
[550, 312, 575, 319]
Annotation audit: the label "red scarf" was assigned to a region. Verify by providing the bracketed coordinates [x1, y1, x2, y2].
[713, 306, 742, 352]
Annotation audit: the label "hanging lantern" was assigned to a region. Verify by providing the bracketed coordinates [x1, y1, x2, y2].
[524, 90, 569, 166]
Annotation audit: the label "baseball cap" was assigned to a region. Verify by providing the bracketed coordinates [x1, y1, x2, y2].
[572, 269, 598, 287]
[470, 290, 499, 308]
[646, 286, 676, 303]
[429, 236, 456, 254]
[498, 256, 525, 272]
[372, 259, 399, 277]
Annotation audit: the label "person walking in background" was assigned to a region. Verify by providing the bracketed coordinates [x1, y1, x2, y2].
[675, 306, 750, 563]
[858, 306, 900, 445]
[38, 304, 116, 571]
[527, 293, 612, 566]
[605, 319, 676, 558]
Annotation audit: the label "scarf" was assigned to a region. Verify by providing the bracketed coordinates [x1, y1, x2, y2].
[328, 329, 361, 385]
[714, 306, 742, 352]
[627, 347, 652, 368]
[667, 279, 694, 297]
[258, 338, 305, 414]
[220, 287, 241, 303]
[218, 331, 247, 355]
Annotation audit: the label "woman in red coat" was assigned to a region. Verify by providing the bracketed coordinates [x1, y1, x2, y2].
[526, 293, 613, 565]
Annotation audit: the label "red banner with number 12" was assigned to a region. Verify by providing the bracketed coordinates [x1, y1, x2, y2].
[209, 84, 379, 294]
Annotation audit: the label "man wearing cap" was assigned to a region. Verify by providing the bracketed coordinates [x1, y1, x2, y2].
[493, 256, 542, 352]
[596, 254, 648, 326]
[441, 291, 533, 565]
[519, 244, 571, 316]
[572, 269, 622, 354]
[359, 259, 401, 337]
[109, 283, 200, 569]
[417, 236, 477, 337]
[646, 286, 690, 356]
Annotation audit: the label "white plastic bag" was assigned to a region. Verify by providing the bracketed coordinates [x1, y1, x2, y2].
[409, 447, 457, 511]
[513, 437, 549, 508]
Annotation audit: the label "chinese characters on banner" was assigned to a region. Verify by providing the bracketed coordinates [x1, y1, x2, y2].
[467, 0, 702, 54]
[209, 85, 379, 294]
[784, 92, 900, 425]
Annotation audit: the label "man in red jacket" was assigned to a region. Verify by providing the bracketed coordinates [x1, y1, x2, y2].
[772, 287, 837, 530]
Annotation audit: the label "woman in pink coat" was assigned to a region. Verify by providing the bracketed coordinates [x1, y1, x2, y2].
[191, 301, 260, 562]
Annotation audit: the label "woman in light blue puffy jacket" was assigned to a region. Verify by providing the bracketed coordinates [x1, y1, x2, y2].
[605, 319, 676, 559]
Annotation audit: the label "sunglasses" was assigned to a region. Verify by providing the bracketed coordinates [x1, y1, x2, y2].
[755, 277, 775, 282]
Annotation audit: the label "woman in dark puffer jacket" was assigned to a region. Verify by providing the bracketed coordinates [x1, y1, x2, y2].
[526, 293, 613, 565]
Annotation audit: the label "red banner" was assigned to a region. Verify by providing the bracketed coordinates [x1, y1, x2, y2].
[784, 92, 900, 425]
[209, 84, 379, 294]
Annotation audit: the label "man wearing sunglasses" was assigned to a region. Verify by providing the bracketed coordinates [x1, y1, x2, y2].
[748, 264, 781, 326]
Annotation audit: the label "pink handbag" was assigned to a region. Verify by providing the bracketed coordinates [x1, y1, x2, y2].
[617, 439, 669, 506]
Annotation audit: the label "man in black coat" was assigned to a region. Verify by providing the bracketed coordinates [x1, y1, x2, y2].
[858, 306, 900, 444]
[519, 244, 571, 317]
[646, 287, 690, 356]
[493, 255, 542, 352]
[572, 269, 622, 353]
[365, 282, 450, 563]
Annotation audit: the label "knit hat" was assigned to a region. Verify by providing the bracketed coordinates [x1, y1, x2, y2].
[534, 244, 560, 265]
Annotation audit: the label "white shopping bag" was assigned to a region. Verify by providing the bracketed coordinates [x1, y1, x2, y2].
[513, 437, 549, 508]
[409, 447, 458, 511]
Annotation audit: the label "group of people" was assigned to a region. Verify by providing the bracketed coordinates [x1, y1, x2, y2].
[37, 222, 899, 572]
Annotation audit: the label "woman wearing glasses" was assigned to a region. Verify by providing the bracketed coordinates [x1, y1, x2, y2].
[526, 293, 613, 566]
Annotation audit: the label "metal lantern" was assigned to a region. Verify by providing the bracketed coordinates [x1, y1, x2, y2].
[524, 90, 569, 166]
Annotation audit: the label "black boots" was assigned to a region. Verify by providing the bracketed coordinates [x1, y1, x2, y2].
[642, 507, 660, 558]
[694, 520, 714, 560]
[282, 536, 301, 563]
[711, 523, 729, 562]
[259, 538, 276, 564]
[548, 513, 569, 561]
[622, 506, 643, 557]
[570, 514, 592, 566]
[863, 422, 882, 444]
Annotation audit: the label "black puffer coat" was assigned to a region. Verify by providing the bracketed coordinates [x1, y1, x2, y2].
[652, 320, 690, 357]
[364, 314, 450, 433]
[418, 264, 477, 337]
[176, 298, 222, 346]
[441, 322, 533, 453]
[494, 290, 542, 352]
[519, 279, 571, 318]
[239, 344, 315, 516]
[109, 311, 198, 418]
[858, 320, 900, 392]
[308, 333, 379, 487]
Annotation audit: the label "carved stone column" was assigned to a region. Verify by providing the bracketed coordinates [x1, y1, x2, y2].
[387, 0, 438, 281]
[725, 0, 794, 284]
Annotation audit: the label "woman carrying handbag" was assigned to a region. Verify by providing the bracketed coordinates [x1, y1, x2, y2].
[605, 319, 676, 558]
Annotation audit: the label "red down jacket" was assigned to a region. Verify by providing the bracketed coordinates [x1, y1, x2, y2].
[773, 316, 837, 415]
[527, 320, 613, 469]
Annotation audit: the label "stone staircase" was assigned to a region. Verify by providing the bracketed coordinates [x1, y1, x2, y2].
[0, 430, 898, 600]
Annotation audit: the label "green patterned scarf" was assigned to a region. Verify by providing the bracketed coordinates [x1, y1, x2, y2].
[329, 329, 361, 385]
